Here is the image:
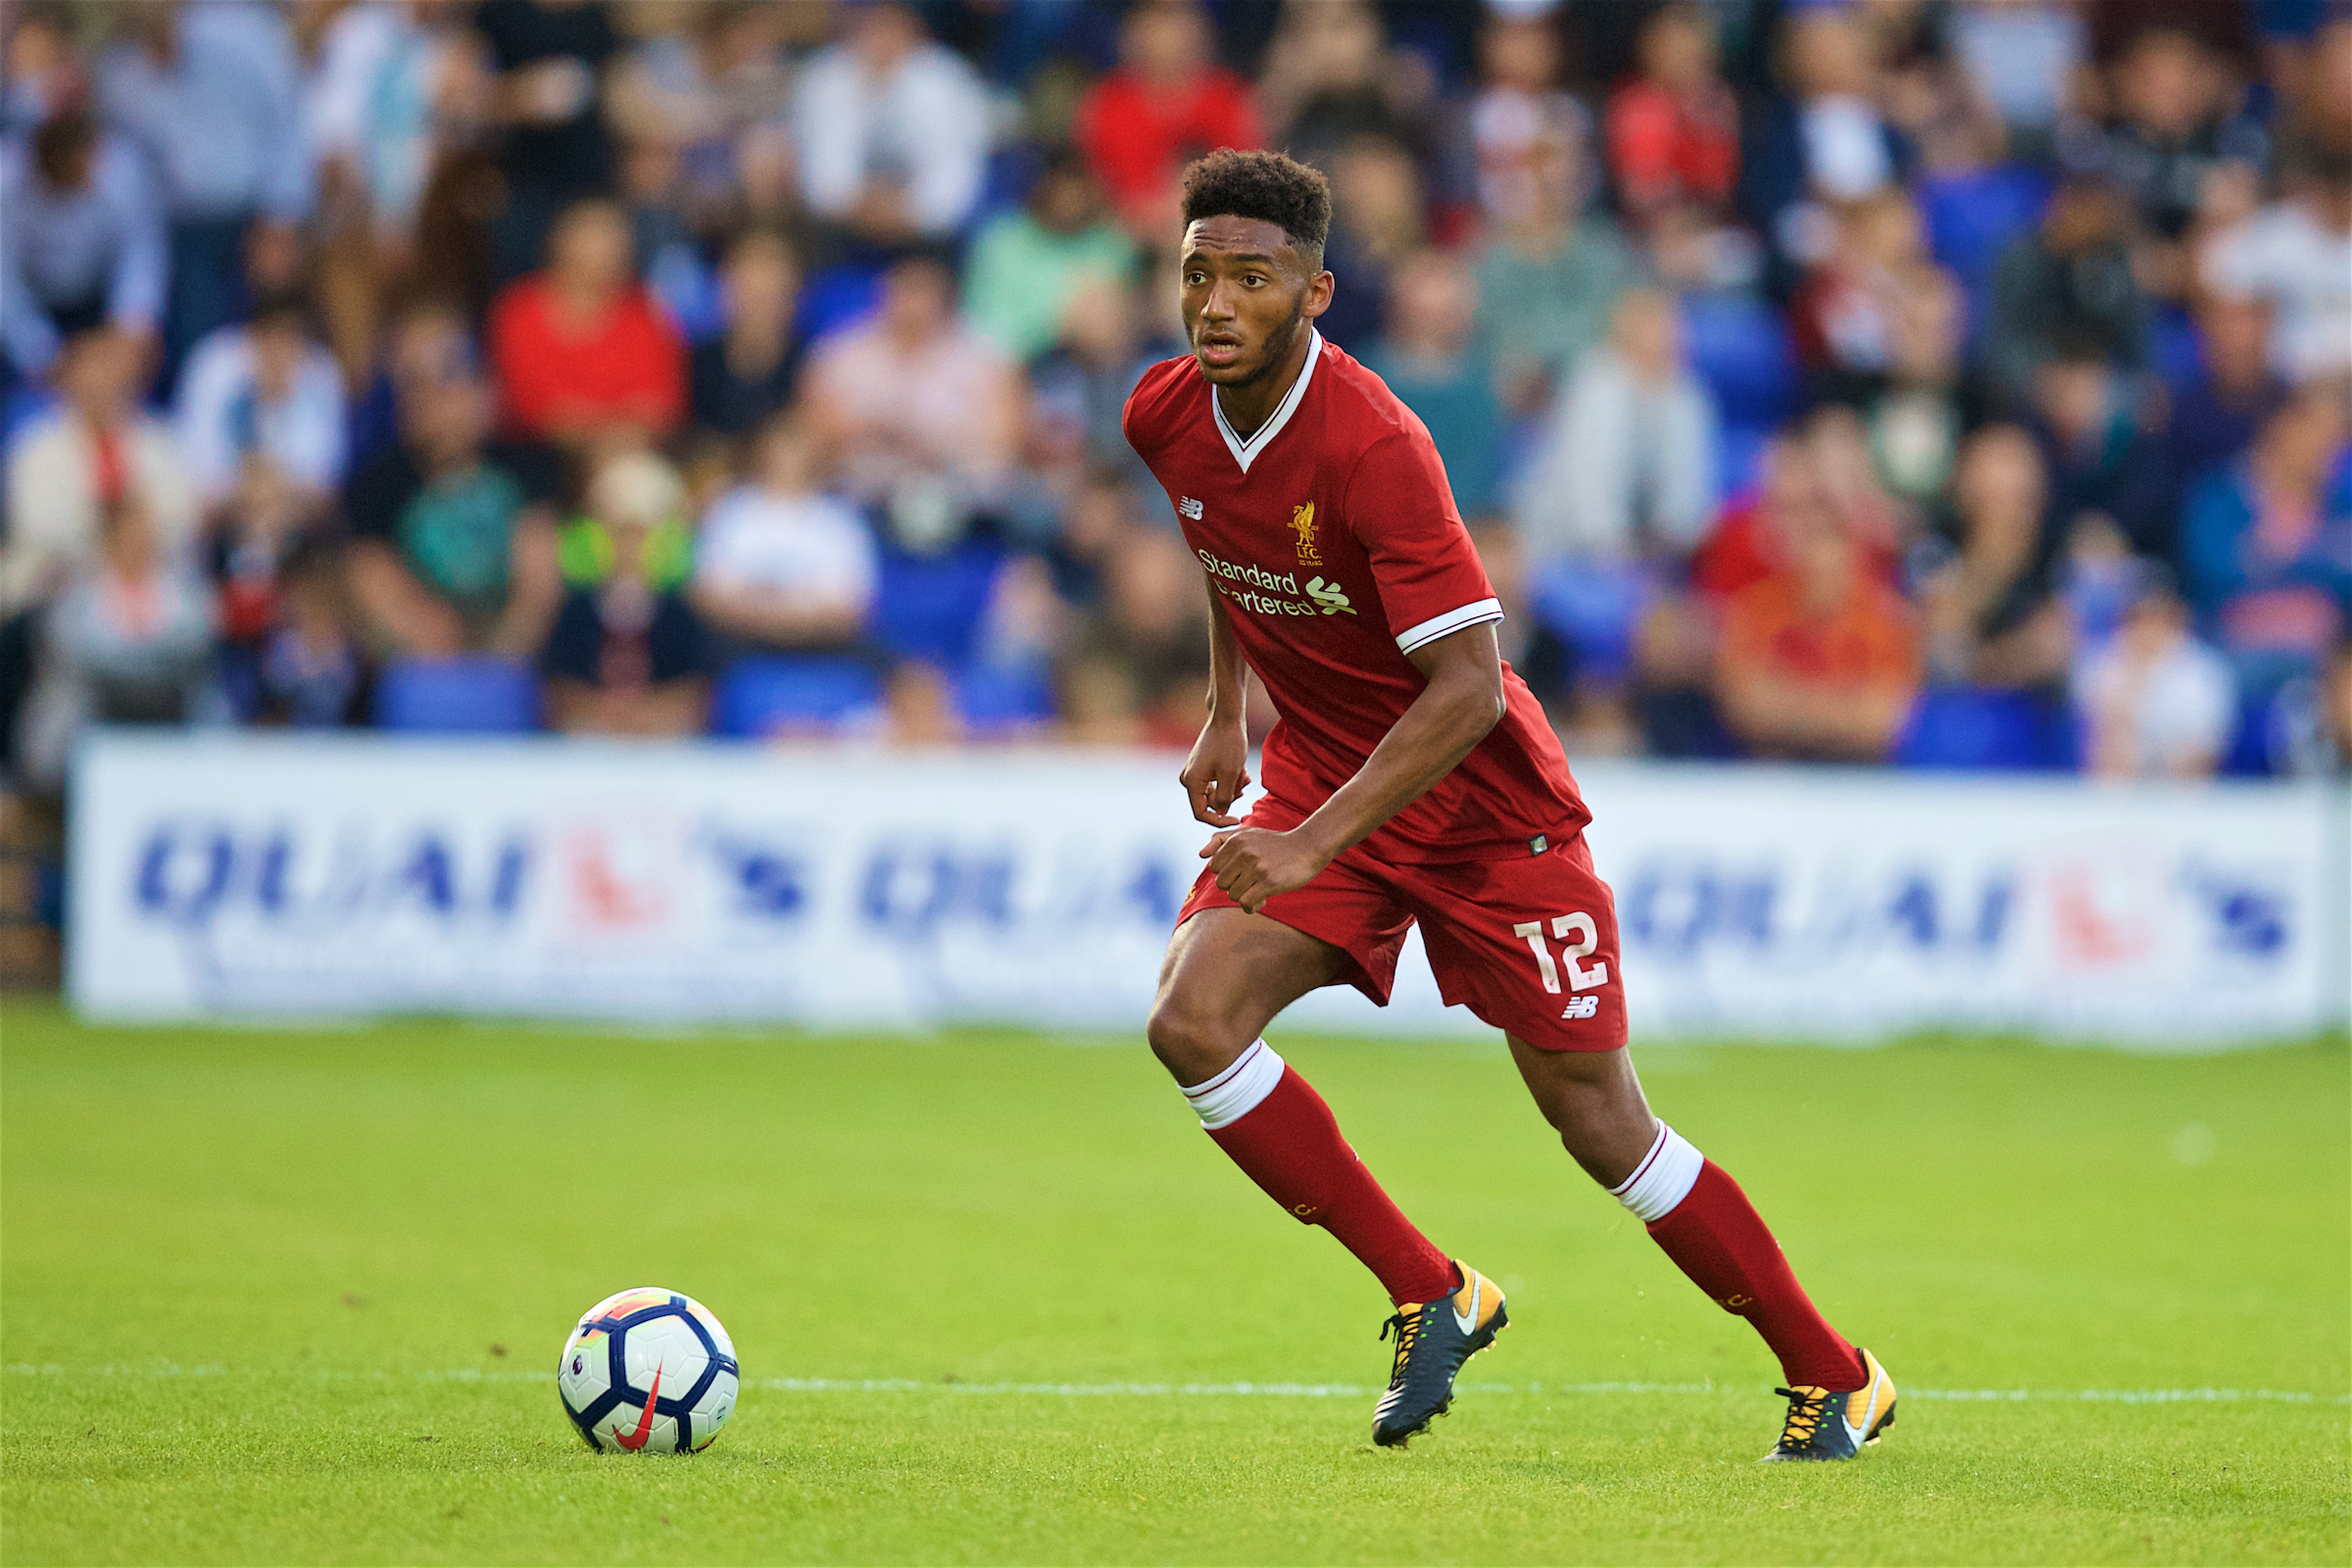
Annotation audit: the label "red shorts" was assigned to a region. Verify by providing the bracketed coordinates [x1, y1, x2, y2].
[1176, 796, 1630, 1053]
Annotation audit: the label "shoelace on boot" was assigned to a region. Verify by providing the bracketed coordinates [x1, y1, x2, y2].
[1380, 1308, 1422, 1390]
[1773, 1386, 1830, 1450]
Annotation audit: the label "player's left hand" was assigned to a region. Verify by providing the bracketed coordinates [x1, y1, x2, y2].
[1200, 827, 1330, 915]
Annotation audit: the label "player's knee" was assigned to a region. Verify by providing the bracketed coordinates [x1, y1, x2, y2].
[1145, 995, 1237, 1085]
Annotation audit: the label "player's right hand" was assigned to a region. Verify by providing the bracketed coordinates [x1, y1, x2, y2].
[1181, 719, 1250, 827]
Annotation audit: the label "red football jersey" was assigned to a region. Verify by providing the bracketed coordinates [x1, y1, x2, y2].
[1122, 330, 1590, 863]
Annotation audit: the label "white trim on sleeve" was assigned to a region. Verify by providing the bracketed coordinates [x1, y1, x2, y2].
[1394, 597, 1504, 654]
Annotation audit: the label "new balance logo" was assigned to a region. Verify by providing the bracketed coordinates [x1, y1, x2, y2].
[1561, 996, 1599, 1020]
[1177, 496, 1203, 519]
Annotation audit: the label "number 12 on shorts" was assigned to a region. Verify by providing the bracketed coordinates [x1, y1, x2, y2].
[1513, 912, 1608, 994]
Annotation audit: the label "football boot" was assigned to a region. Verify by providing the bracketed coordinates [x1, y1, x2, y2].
[1370, 1262, 1506, 1447]
[1760, 1347, 1897, 1461]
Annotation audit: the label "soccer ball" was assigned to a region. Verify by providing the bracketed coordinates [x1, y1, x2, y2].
[558, 1287, 741, 1453]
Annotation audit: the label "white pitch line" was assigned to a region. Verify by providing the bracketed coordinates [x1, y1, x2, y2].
[5, 1364, 2345, 1405]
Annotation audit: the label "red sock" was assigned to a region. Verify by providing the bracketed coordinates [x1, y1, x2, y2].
[1207, 1066, 1456, 1306]
[1644, 1160, 1864, 1390]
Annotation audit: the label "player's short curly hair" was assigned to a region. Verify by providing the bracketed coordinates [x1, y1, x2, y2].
[1179, 149, 1332, 268]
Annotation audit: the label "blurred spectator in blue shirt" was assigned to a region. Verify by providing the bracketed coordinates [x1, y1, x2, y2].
[0, 110, 166, 380]
[1987, 158, 2149, 405]
[2162, 291, 2289, 513]
[1362, 250, 1502, 523]
[2180, 388, 2352, 693]
[963, 153, 1137, 365]
[95, 0, 310, 380]
[793, 1, 990, 250]
[173, 292, 347, 524]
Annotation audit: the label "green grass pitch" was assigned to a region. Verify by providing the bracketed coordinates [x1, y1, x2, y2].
[2, 1000, 2345, 1565]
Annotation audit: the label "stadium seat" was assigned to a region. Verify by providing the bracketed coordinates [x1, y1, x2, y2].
[955, 662, 1055, 736]
[371, 656, 540, 733]
[0, 385, 58, 451]
[1892, 686, 2078, 771]
[1678, 295, 1799, 428]
[710, 657, 884, 738]
[1919, 164, 2052, 342]
[1919, 164, 2051, 284]
[2150, 304, 2205, 397]
[875, 544, 1004, 668]
[796, 264, 886, 343]
[1717, 420, 1773, 499]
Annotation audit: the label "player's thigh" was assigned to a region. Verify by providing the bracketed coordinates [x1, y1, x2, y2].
[1403, 838, 1631, 1055]
[1148, 907, 1350, 1083]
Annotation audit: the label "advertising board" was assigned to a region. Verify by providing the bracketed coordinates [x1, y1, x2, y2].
[70, 734, 2349, 1048]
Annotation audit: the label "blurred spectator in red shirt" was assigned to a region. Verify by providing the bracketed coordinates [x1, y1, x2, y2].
[1715, 485, 1922, 763]
[1605, 4, 1739, 230]
[1693, 411, 1903, 604]
[1075, 0, 1259, 237]
[487, 197, 684, 449]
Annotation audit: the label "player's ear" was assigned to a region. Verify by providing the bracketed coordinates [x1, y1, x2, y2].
[1300, 268, 1335, 322]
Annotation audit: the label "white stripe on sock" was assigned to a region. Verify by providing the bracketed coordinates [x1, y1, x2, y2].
[1609, 1123, 1704, 1223]
[1180, 1041, 1285, 1130]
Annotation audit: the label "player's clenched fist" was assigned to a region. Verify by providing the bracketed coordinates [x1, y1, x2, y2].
[1200, 826, 1329, 914]
[1180, 719, 1250, 826]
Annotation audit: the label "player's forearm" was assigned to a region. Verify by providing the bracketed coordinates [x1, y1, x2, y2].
[1294, 667, 1500, 861]
[1202, 589, 1247, 724]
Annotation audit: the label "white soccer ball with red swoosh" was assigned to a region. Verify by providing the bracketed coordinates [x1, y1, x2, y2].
[558, 1287, 740, 1452]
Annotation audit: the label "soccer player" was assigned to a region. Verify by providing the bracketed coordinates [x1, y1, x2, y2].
[1123, 150, 1896, 1458]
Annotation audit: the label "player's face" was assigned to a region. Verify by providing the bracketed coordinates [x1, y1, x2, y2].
[1179, 217, 1333, 387]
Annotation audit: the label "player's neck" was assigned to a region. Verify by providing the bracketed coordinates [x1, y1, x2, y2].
[1214, 324, 1313, 440]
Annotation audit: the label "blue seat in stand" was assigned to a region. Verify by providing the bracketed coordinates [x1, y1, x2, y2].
[372, 656, 540, 733]
[956, 662, 1055, 736]
[710, 657, 883, 738]
[875, 544, 1004, 667]
[1919, 164, 2052, 340]
[1893, 686, 2078, 771]
[1679, 294, 1799, 428]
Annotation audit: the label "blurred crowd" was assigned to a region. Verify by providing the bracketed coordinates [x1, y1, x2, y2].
[2, 0, 2349, 791]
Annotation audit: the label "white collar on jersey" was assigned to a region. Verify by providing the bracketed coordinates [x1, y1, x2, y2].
[1209, 328, 1324, 474]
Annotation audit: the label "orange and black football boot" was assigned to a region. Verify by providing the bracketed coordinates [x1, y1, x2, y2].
[1370, 1262, 1506, 1447]
[1761, 1347, 1897, 1460]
